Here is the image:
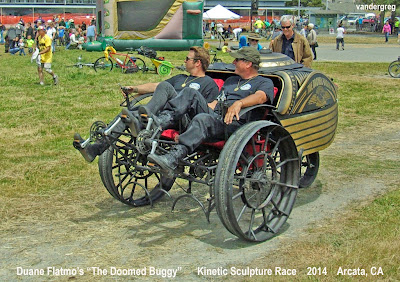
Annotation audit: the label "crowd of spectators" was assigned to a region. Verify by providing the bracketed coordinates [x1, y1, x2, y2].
[1, 15, 97, 54]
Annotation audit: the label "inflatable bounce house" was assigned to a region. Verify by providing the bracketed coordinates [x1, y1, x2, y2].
[89, 0, 204, 51]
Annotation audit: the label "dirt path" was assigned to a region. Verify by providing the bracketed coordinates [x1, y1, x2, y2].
[1, 118, 398, 281]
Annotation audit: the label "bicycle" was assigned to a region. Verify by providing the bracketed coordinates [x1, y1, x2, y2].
[388, 56, 400, 78]
[94, 43, 146, 74]
[136, 46, 174, 75]
[67, 56, 95, 69]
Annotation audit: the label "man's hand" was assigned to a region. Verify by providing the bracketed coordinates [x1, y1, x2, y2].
[224, 100, 242, 124]
[208, 100, 218, 110]
[120, 86, 138, 98]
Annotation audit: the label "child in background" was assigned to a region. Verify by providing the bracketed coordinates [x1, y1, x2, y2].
[18, 38, 26, 56]
[26, 35, 35, 54]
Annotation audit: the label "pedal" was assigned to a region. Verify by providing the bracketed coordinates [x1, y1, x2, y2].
[139, 113, 149, 124]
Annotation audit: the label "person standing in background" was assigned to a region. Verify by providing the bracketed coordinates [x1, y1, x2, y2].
[0, 22, 6, 44]
[336, 23, 345, 50]
[382, 21, 391, 43]
[86, 21, 96, 43]
[307, 23, 317, 60]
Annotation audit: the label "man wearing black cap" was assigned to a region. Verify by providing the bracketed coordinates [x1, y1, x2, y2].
[147, 47, 274, 175]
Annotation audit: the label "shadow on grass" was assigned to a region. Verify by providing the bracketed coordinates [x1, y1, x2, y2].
[72, 188, 294, 250]
[294, 180, 323, 209]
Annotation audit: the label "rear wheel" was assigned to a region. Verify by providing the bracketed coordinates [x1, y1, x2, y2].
[124, 57, 146, 73]
[388, 60, 400, 78]
[94, 57, 113, 72]
[215, 121, 299, 242]
[299, 152, 320, 188]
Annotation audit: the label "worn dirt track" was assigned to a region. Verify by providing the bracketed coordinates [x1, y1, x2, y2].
[1, 113, 398, 281]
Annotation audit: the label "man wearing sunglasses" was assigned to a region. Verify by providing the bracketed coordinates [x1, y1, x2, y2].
[147, 47, 275, 176]
[270, 15, 312, 68]
[73, 47, 219, 163]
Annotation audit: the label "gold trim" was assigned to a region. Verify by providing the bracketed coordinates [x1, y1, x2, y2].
[280, 103, 338, 127]
[291, 71, 337, 114]
[290, 114, 337, 140]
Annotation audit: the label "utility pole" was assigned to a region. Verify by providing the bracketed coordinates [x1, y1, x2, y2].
[251, 0, 259, 31]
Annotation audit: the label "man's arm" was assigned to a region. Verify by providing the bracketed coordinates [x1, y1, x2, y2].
[224, 90, 267, 124]
[121, 82, 160, 97]
[39, 46, 50, 55]
[301, 40, 313, 68]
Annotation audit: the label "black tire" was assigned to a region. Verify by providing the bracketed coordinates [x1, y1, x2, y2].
[124, 57, 146, 74]
[98, 92, 174, 206]
[215, 121, 299, 242]
[299, 152, 320, 188]
[388, 60, 400, 78]
[94, 56, 113, 72]
[98, 137, 175, 207]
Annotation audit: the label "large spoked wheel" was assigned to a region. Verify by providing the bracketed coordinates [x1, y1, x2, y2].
[388, 60, 400, 78]
[124, 58, 147, 74]
[299, 152, 320, 188]
[94, 57, 113, 72]
[98, 92, 174, 206]
[98, 132, 175, 206]
[215, 121, 299, 242]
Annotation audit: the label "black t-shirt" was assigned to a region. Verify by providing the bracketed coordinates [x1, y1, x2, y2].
[165, 74, 219, 103]
[221, 75, 275, 106]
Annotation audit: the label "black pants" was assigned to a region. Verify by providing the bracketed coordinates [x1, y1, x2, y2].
[310, 44, 317, 60]
[163, 88, 241, 152]
[91, 81, 181, 156]
[336, 38, 344, 49]
[144, 81, 178, 115]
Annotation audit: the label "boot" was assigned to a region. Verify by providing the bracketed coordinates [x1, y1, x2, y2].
[73, 133, 102, 163]
[147, 144, 188, 176]
[121, 108, 142, 137]
[141, 110, 174, 131]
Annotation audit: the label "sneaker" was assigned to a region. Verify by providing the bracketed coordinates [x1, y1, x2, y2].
[40, 81, 44, 86]
[73, 133, 96, 163]
[53, 75, 59, 85]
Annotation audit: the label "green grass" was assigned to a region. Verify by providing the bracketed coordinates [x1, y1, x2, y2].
[0, 44, 399, 280]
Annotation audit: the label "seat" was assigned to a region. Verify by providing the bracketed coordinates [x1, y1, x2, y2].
[159, 79, 279, 150]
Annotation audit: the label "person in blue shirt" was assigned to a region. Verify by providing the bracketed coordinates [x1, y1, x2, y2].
[238, 33, 263, 50]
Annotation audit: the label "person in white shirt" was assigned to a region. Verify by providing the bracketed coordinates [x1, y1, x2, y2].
[65, 31, 81, 50]
[46, 21, 57, 53]
[336, 23, 345, 50]
[232, 27, 242, 41]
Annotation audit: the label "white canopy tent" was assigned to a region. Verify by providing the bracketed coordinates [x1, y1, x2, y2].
[203, 4, 241, 20]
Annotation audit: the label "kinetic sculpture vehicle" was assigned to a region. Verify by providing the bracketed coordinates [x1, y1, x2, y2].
[86, 50, 338, 242]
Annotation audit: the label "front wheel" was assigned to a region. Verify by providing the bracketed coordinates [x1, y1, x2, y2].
[215, 121, 299, 242]
[388, 60, 400, 78]
[98, 133, 175, 207]
[94, 57, 113, 72]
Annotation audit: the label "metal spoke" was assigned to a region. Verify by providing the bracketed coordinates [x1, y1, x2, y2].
[232, 191, 243, 200]
[248, 208, 257, 240]
[236, 204, 247, 223]
[271, 199, 289, 216]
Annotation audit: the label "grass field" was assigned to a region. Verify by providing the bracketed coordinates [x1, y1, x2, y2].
[0, 44, 399, 280]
